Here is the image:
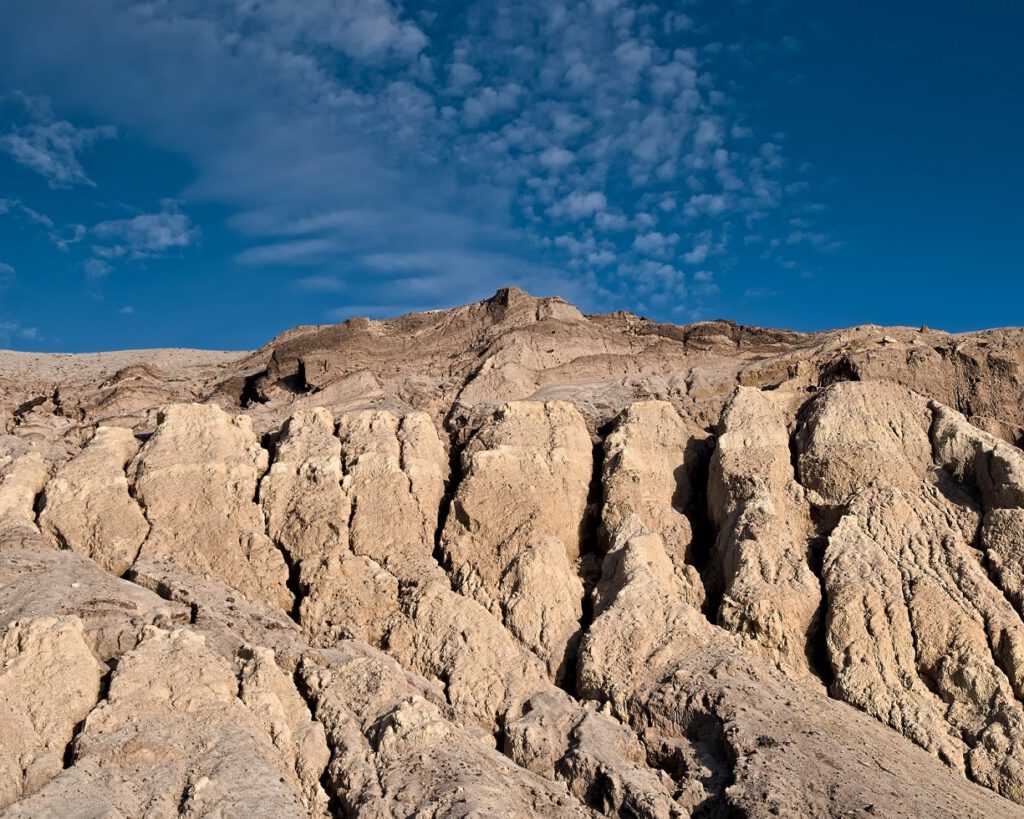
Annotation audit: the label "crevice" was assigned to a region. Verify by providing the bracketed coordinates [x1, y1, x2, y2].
[805, 528, 836, 688]
[560, 424, 611, 701]
[254, 430, 302, 622]
[124, 456, 154, 572]
[432, 428, 467, 578]
[788, 394, 840, 689]
[817, 354, 860, 388]
[12, 394, 49, 423]
[275, 542, 303, 623]
[686, 433, 719, 623]
[31, 483, 48, 527]
[650, 700, 742, 819]
[62, 659, 115, 769]
[291, 666, 346, 819]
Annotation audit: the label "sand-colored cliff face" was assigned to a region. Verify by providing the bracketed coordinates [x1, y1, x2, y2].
[2, 288, 1024, 817]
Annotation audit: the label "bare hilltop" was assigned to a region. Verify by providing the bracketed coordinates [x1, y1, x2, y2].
[2, 287, 1024, 817]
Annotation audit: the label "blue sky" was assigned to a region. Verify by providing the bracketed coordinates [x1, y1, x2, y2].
[0, 0, 1020, 351]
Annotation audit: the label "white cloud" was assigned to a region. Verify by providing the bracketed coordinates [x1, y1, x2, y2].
[236, 238, 337, 266]
[683, 241, 711, 264]
[83, 258, 113, 280]
[538, 147, 575, 172]
[93, 203, 198, 258]
[0, 321, 41, 345]
[587, 249, 616, 266]
[296, 274, 347, 292]
[685, 193, 730, 218]
[463, 84, 523, 127]
[448, 62, 482, 94]
[0, 95, 115, 187]
[633, 231, 678, 255]
[227, 0, 427, 63]
[0, 262, 14, 277]
[549, 191, 608, 220]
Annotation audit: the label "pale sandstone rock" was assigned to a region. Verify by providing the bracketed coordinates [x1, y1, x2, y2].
[580, 518, 1024, 817]
[797, 380, 933, 505]
[0, 450, 48, 523]
[385, 575, 552, 733]
[822, 484, 1024, 802]
[336, 409, 447, 583]
[1, 292, 1024, 816]
[128, 557, 304, 664]
[299, 644, 591, 818]
[0, 548, 189, 660]
[6, 628, 315, 818]
[260, 408, 393, 647]
[708, 387, 820, 673]
[0, 444, 50, 549]
[263, 408, 446, 650]
[239, 646, 331, 816]
[601, 400, 705, 607]
[129, 403, 292, 611]
[38, 426, 148, 575]
[505, 690, 682, 818]
[0, 616, 104, 810]
[441, 400, 590, 681]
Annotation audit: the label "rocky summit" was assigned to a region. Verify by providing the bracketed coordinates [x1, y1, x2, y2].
[2, 287, 1024, 817]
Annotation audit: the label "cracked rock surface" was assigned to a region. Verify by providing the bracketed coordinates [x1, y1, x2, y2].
[2, 288, 1024, 817]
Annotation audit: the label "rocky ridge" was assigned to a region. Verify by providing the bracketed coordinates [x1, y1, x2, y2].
[1, 287, 1023, 816]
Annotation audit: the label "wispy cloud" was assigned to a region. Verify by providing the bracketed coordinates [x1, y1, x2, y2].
[0, 321, 41, 345]
[83, 258, 113, 280]
[296, 274, 347, 293]
[0, 93, 115, 187]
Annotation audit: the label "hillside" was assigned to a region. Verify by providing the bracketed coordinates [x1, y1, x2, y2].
[1, 287, 1024, 816]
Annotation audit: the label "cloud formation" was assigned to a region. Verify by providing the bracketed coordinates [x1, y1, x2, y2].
[0, 0, 830, 315]
[92, 202, 198, 259]
[0, 93, 115, 187]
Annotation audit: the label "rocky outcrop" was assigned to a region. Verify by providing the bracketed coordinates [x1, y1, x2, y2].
[6, 628, 319, 817]
[601, 401, 706, 608]
[299, 644, 591, 818]
[440, 401, 591, 682]
[796, 379, 933, 506]
[38, 426, 148, 575]
[0, 616, 104, 810]
[708, 387, 820, 673]
[130, 403, 292, 611]
[0, 290, 1023, 816]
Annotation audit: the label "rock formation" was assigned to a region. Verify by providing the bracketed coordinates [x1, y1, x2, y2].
[1, 287, 1024, 816]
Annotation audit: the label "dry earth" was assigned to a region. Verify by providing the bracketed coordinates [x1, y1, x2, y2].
[2, 287, 1024, 816]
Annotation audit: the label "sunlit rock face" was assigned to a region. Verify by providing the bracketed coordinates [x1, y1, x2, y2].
[2, 288, 1024, 817]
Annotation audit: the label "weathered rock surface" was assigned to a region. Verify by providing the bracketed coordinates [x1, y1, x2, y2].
[0, 616, 104, 810]
[6, 628, 316, 818]
[1, 288, 1024, 816]
[440, 401, 591, 682]
[601, 400, 706, 608]
[130, 403, 292, 612]
[709, 387, 820, 673]
[38, 426, 148, 575]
